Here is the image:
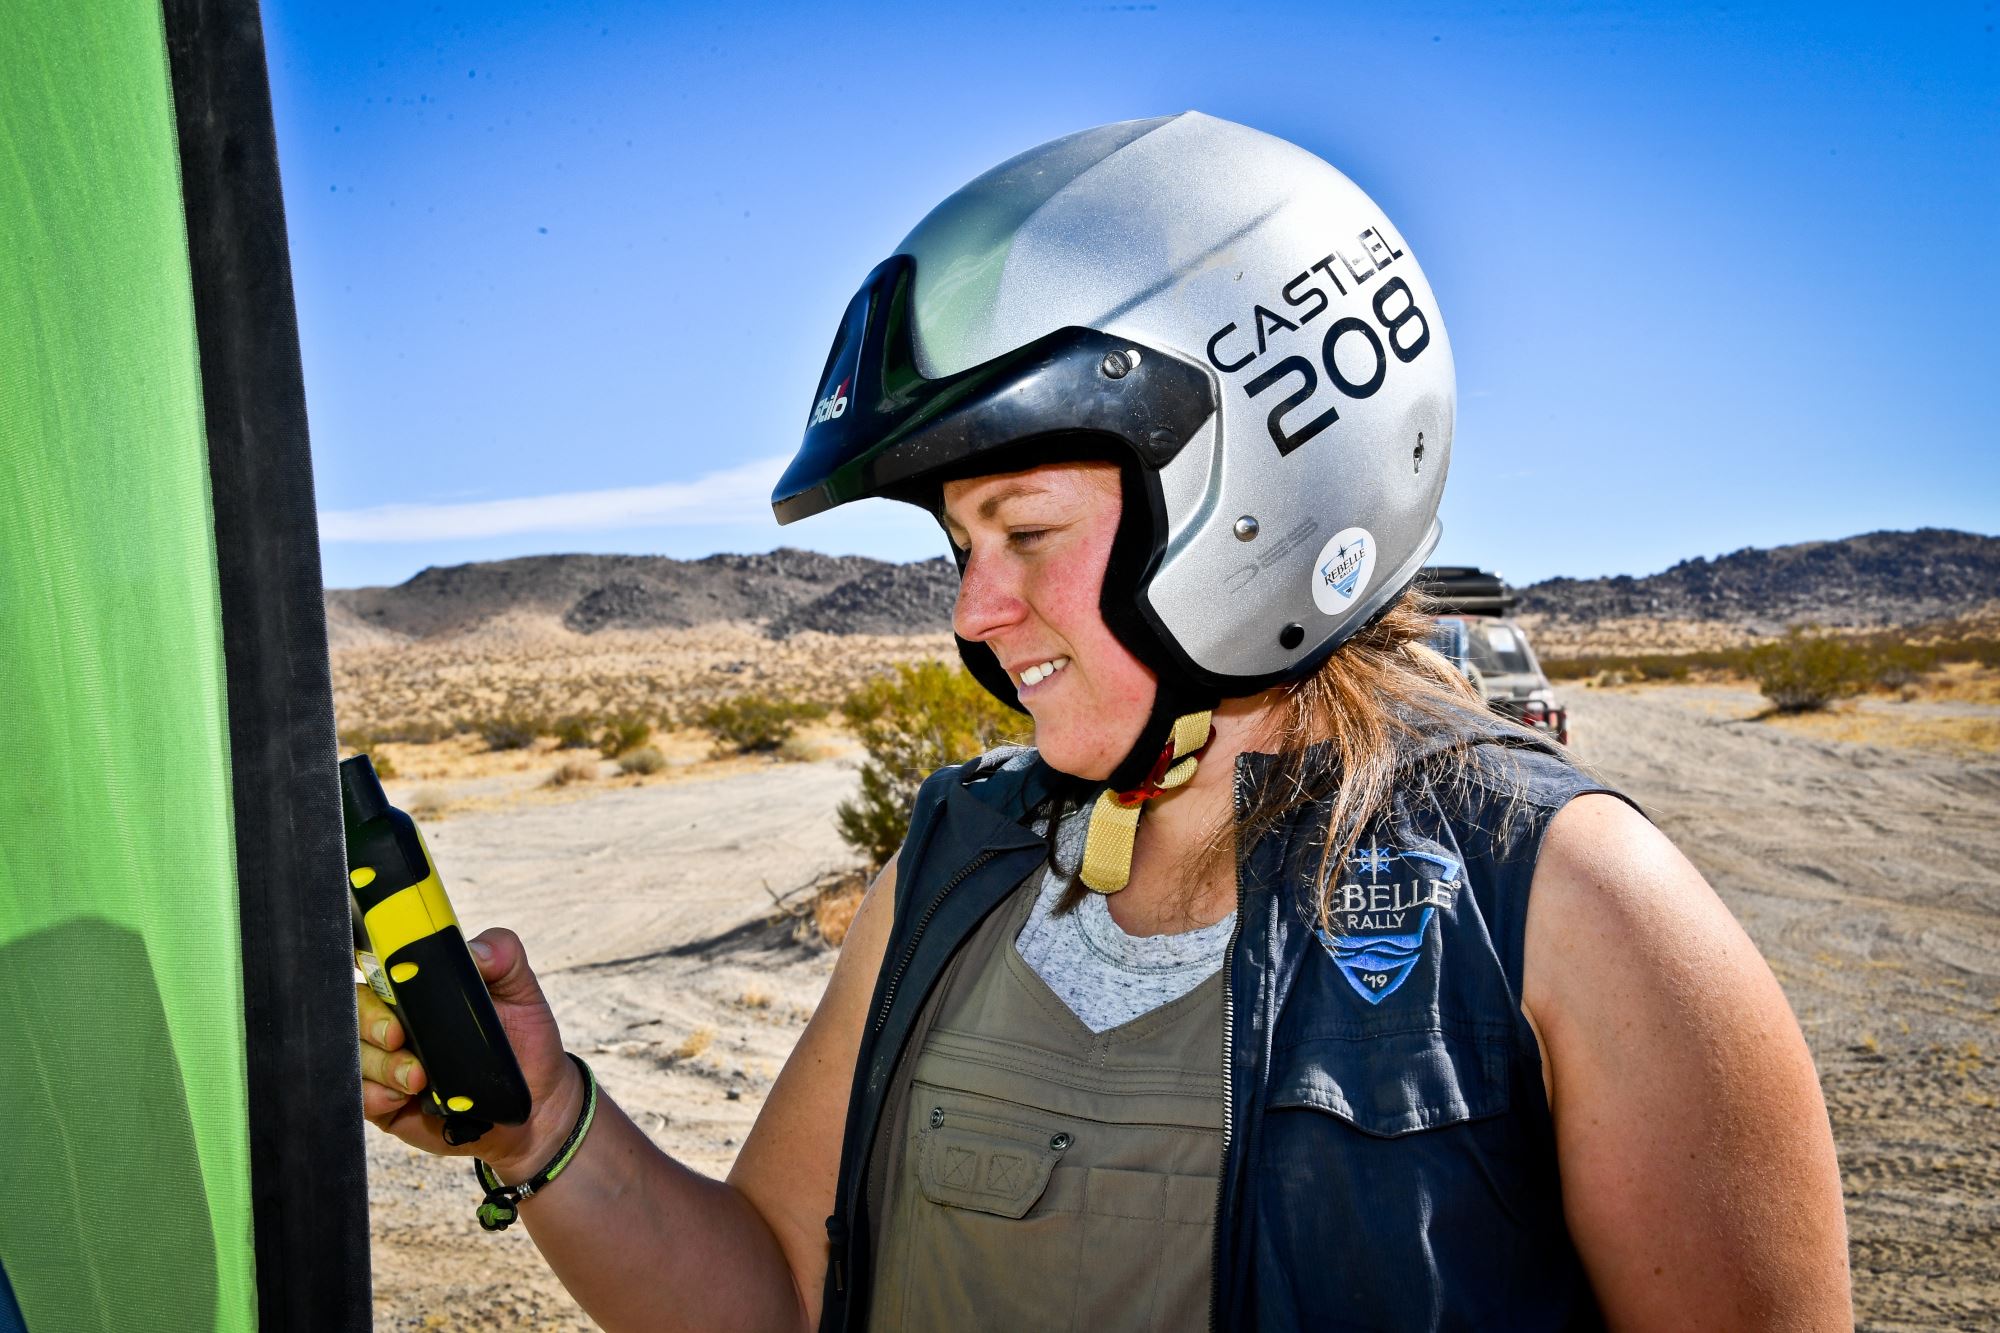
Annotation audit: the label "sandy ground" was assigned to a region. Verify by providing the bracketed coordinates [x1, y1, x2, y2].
[363, 685, 2000, 1331]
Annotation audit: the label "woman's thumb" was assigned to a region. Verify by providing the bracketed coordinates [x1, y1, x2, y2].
[467, 928, 536, 998]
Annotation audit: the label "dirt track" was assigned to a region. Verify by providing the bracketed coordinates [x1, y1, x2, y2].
[364, 686, 2000, 1331]
[1571, 685, 2000, 1331]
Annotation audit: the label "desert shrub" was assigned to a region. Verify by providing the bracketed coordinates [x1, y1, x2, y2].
[1747, 627, 1870, 712]
[836, 662, 1025, 870]
[618, 745, 667, 775]
[547, 757, 599, 787]
[698, 694, 826, 754]
[374, 718, 455, 745]
[670, 1026, 715, 1061]
[1544, 648, 1753, 683]
[477, 713, 542, 751]
[776, 734, 835, 764]
[810, 873, 867, 948]
[597, 715, 654, 758]
[369, 751, 399, 780]
[407, 786, 450, 819]
[553, 714, 598, 749]
[1859, 639, 1939, 690]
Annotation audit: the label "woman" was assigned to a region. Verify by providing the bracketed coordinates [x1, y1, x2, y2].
[358, 114, 1850, 1330]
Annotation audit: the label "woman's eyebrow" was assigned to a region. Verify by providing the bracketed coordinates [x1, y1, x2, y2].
[942, 480, 1054, 528]
[976, 481, 1049, 520]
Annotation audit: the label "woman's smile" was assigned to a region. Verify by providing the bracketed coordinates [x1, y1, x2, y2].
[1013, 654, 1070, 691]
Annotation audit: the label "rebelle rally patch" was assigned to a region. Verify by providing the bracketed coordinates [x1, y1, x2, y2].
[1315, 839, 1463, 1004]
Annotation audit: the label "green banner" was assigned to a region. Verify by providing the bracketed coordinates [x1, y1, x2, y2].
[0, 0, 256, 1328]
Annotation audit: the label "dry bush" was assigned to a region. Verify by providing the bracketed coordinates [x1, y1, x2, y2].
[670, 1027, 716, 1061]
[1859, 639, 1940, 690]
[407, 786, 450, 819]
[618, 745, 668, 775]
[598, 715, 654, 758]
[552, 714, 598, 749]
[837, 662, 1025, 869]
[476, 713, 543, 751]
[1748, 627, 1870, 712]
[738, 988, 773, 1010]
[547, 758, 598, 787]
[776, 734, 837, 764]
[699, 694, 828, 754]
[810, 874, 868, 948]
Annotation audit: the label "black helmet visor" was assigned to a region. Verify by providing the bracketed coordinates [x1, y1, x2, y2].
[771, 254, 1216, 524]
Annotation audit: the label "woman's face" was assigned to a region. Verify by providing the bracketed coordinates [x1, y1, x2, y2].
[941, 461, 1157, 781]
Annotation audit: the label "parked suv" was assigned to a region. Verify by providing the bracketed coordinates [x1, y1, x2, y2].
[1419, 567, 1569, 747]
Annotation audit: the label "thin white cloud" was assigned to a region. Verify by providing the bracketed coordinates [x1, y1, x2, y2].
[319, 455, 791, 542]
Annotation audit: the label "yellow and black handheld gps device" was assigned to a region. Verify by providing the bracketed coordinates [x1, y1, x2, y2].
[341, 754, 531, 1145]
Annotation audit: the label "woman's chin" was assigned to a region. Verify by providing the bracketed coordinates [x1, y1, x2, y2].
[1030, 726, 1121, 784]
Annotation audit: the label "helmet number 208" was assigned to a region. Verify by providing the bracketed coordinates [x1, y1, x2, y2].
[1242, 277, 1431, 458]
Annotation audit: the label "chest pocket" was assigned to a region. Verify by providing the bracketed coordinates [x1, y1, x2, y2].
[884, 1079, 1218, 1333]
[1266, 1023, 1510, 1136]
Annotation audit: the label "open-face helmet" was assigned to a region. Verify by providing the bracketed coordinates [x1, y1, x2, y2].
[773, 111, 1455, 795]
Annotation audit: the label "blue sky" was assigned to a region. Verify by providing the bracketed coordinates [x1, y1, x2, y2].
[263, 1, 1998, 591]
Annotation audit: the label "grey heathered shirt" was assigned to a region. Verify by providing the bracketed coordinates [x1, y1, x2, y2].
[1016, 804, 1236, 1033]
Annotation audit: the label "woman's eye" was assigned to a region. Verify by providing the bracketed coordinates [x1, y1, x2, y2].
[1008, 528, 1051, 548]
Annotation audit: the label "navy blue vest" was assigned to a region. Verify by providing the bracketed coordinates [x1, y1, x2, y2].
[820, 713, 1623, 1331]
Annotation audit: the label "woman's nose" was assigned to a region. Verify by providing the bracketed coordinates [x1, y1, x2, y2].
[952, 549, 1026, 643]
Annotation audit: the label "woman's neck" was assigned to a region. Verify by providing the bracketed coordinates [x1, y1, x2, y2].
[1109, 690, 1282, 934]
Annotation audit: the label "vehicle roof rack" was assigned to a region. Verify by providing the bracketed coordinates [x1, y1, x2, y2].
[1417, 565, 1518, 617]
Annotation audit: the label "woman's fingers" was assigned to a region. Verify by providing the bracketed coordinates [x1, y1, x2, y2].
[353, 927, 570, 1162]
[361, 1074, 412, 1122]
[358, 1026, 427, 1096]
[356, 983, 404, 1051]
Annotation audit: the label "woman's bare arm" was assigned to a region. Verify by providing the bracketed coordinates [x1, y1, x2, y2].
[359, 854, 899, 1333]
[1523, 795, 1851, 1330]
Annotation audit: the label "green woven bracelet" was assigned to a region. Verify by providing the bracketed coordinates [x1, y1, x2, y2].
[473, 1053, 598, 1232]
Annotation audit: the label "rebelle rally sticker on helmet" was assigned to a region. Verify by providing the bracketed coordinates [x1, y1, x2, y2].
[1310, 527, 1376, 615]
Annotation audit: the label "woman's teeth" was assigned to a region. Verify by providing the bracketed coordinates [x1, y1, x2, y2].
[1018, 656, 1070, 687]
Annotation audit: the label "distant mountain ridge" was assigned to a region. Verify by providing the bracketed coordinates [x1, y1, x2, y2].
[1514, 528, 1999, 629]
[324, 529, 1997, 644]
[326, 549, 960, 641]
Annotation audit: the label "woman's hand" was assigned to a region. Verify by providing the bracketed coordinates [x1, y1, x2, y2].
[356, 927, 583, 1178]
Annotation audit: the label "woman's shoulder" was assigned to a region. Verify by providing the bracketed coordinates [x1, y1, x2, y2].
[904, 745, 1057, 835]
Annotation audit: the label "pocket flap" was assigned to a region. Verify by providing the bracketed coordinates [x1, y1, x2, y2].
[1267, 1027, 1509, 1138]
[918, 1125, 1059, 1218]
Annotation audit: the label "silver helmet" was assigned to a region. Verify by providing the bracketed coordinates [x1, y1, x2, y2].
[774, 112, 1454, 786]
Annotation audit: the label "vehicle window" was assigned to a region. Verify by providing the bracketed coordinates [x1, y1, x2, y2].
[1427, 619, 1470, 663]
[1476, 623, 1535, 675]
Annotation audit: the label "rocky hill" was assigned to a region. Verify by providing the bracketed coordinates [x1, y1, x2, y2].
[1515, 528, 1999, 630]
[325, 529, 1996, 646]
[326, 549, 960, 643]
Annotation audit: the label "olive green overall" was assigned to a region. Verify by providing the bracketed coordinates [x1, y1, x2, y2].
[867, 877, 1224, 1331]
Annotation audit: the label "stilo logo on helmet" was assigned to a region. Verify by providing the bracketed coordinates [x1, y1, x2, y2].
[808, 377, 849, 427]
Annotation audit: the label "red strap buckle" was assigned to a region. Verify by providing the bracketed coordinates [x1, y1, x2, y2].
[1111, 723, 1217, 806]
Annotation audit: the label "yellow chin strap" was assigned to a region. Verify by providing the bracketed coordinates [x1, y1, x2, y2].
[1077, 709, 1215, 894]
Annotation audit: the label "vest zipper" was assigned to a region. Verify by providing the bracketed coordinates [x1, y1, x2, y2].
[1210, 758, 1250, 1333]
[871, 847, 999, 1034]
